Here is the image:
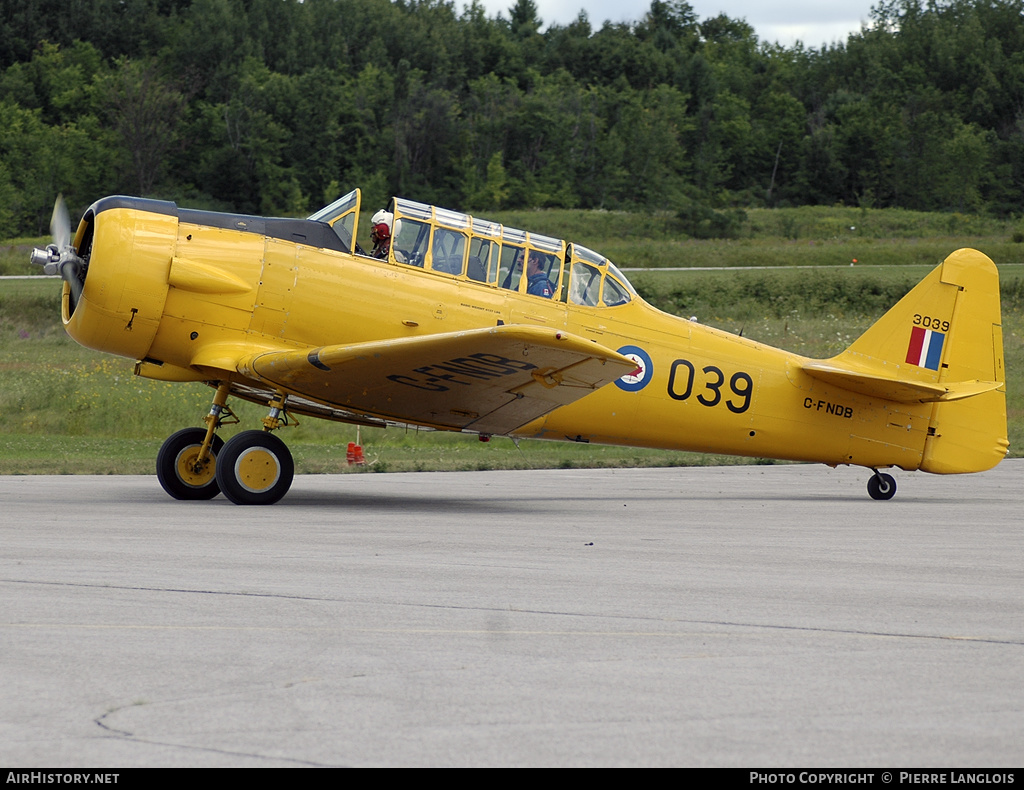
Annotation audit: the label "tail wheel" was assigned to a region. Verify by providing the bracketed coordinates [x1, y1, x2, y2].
[216, 430, 294, 506]
[867, 472, 897, 501]
[157, 428, 225, 500]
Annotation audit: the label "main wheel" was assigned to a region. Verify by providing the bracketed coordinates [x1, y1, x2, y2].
[215, 430, 294, 506]
[157, 428, 225, 500]
[867, 472, 897, 500]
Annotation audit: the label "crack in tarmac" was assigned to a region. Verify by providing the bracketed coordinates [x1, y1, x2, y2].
[4, 577, 1022, 647]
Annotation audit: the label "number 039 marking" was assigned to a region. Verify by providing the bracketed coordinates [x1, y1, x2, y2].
[667, 360, 754, 414]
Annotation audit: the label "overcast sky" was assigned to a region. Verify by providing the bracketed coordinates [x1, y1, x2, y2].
[470, 0, 878, 48]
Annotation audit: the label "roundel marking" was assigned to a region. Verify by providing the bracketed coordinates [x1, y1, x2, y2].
[614, 345, 653, 392]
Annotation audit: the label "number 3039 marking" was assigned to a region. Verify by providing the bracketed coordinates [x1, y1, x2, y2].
[667, 359, 753, 414]
[913, 314, 950, 332]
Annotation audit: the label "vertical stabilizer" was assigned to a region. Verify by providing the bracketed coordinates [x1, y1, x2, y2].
[828, 249, 1007, 473]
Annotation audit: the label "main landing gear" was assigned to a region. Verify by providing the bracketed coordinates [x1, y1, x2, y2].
[156, 384, 295, 505]
[866, 469, 897, 500]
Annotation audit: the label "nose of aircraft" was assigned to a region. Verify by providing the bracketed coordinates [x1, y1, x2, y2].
[32, 195, 177, 362]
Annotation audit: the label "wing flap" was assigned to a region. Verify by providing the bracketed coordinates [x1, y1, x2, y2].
[237, 325, 635, 434]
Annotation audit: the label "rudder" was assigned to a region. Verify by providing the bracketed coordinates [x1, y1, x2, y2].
[919, 249, 1007, 472]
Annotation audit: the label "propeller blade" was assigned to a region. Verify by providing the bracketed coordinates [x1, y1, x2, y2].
[50, 194, 70, 250]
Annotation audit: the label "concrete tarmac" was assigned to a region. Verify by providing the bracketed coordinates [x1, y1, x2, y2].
[1, 462, 1021, 767]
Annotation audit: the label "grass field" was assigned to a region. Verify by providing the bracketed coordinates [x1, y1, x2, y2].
[2, 205, 1020, 475]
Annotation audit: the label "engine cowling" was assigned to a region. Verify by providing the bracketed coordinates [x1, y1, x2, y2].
[63, 197, 177, 362]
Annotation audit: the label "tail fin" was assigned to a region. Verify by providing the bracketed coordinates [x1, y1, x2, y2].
[802, 248, 1007, 473]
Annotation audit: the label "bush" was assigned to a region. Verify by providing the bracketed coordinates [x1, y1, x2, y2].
[676, 199, 747, 239]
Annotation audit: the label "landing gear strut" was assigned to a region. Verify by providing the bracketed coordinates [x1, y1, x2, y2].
[156, 383, 233, 500]
[214, 392, 294, 505]
[867, 470, 897, 500]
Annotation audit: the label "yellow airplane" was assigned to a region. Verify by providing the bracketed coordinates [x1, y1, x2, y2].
[31, 189, 1007, 504]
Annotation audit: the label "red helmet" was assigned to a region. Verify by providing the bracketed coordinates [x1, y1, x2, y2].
[371, 209, 393, 242]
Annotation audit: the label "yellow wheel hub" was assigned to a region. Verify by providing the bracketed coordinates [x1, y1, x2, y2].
[234, 448, 281, 493]
[175, 447, 215, 487]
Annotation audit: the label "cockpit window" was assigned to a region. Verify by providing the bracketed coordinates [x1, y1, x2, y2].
[606, 260, 637, 296]
[431, 227, 467, 275]
[467, 236, 497, 282]
[565, 243, 633, 307]
[315, 192, 635, 303]
[602, 273, 631, 306]
[308, 188, 359, 225]
[569, 262, 602, 306]
[393, 218, 429, 267]
[569, 243, 606, 268]
[308, 188, 360, 251]
[498, 227, 527, 291]
[470, 218, 502, 283]
[393, 197, 432, 221]
[498, 244, 524, 291]
[526, 234, 564, 298]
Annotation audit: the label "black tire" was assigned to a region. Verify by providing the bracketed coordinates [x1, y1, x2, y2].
[156, 428, 225, 500]
[215, 430, 294, 506]
[867, 472, 897, 501]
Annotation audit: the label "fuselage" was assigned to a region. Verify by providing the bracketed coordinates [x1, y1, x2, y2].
[61, 195, 968, 473]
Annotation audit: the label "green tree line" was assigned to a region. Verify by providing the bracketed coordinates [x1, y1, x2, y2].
[1, 0, 1023, 238]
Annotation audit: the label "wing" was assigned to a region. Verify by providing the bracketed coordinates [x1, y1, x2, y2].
[235, 325, 636, 434]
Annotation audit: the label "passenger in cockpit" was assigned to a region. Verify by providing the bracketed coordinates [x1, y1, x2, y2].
[526, 251, 554, 298]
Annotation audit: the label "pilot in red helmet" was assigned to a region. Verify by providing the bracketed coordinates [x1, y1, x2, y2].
[370, 209, 393, 259]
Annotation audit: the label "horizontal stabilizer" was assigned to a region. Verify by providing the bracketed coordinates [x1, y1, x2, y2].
[802, 361, 1002, 403]
[236, 325, 635, 434]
